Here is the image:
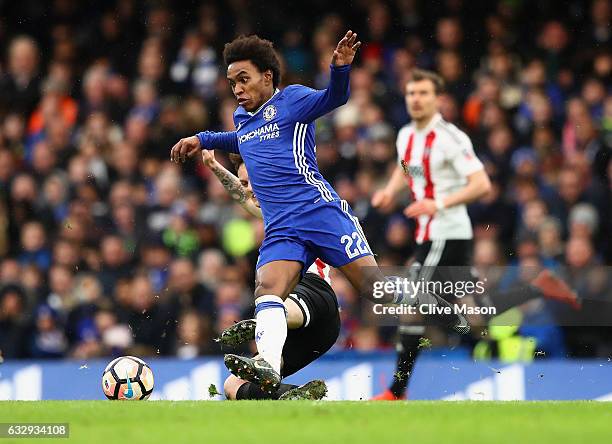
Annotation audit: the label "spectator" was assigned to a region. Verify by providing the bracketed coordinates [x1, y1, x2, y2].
[97, 235, 133, 296]
[168, 258, 214, 318]
[29, 305, 68, 359]
[169, 30, 220, 99]
[173, 309, 215, 359]
[197, 249, 227, 291]
[0, 285, 29, 359]
[120, 274, 174, 356]
[537, 217, 564, 263]
[18, 221, 51, 271]
[568, 203, 600, 240]
[0, 36, 41, 117]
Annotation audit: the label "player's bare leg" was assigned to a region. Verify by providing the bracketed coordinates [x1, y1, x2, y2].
[338, 255, 395, 303]
[255, 260, 303, 300]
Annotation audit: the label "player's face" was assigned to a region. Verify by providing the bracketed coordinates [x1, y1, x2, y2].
[227, 60, 273, 112]
[237, 164, 259, 208]
[405, 79, 439, 121]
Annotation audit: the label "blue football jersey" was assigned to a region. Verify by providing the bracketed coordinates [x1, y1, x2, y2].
[197, 64, 351, 230]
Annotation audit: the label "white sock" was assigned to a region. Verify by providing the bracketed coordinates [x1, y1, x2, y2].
[254, 295, 287, 375]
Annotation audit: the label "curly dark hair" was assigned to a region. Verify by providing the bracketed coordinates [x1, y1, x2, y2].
[228, 153, 244, 172]
[223, 35, 282, 88]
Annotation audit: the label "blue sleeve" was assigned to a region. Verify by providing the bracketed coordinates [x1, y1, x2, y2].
[287, 64, 351, 123]
[195, 131, 239, 154]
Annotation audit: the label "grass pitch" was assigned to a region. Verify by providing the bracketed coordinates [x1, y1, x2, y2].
[1, 401, 610, 444]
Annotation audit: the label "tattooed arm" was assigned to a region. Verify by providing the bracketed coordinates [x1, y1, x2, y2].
[202, 150, 263, 219]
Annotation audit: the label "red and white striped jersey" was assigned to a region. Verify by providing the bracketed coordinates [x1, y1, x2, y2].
[396, 113, 483, 244]
[306, 258, 331, 285]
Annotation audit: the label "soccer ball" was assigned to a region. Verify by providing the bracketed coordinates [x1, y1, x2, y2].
[102, 356, 154, 400]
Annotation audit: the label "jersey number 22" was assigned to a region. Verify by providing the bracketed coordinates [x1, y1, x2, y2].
[341, 231, 369, 259]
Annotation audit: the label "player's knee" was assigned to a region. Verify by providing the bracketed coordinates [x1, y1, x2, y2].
[223, 375, 243, 400]
[254, 276, 273, 296]
[284, 297, 305, 329]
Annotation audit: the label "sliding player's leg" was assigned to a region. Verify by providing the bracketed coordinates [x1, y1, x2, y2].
[217, 297, 306, 347]
[224, 273, 339, 400]
[218, 288, 308, 349]
[223, 371, 294, 400]
[224, 373, 327, 401]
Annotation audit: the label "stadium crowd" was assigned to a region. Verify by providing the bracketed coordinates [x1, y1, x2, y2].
[0, 0, 610, 361]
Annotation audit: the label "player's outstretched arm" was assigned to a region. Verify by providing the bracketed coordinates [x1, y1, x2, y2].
[201, 150, 263, 219]
[289, 30, 361, 123]
[170, 131, 239, 163]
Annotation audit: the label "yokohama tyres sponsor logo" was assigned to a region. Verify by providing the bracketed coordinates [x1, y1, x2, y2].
[238, 123, 280, 143]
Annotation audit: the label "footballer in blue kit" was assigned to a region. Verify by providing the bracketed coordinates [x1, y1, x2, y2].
[170, 30, 468, 393]
[206, 63, 371, 272]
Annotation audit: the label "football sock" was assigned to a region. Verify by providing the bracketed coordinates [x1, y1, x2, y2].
[254, 295, 287, 375]
[389, 328, 424, 397]
[235, 382, 297, 400]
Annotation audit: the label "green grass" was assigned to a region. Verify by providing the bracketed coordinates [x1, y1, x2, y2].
[1, 401, 610, 444]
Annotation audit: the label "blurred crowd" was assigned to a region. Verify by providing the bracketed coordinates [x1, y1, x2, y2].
[0, 0, 610, 361]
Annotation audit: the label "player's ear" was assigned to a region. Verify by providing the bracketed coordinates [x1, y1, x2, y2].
[263, 69, 273, 86]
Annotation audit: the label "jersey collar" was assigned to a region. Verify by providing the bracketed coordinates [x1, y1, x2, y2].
[413, 112, 442, 133]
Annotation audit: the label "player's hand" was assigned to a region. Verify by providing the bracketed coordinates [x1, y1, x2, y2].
[371, 189, 395, 213]
[201, 149, 216, 166]
[404, 199, 437, 218]
[332, 30, 361, 66]
[170, 136, 201, 163]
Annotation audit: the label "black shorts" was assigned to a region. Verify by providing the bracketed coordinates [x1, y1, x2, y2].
[413, 239, 472, 267]
[280, 273, 340, 377]
[412, 239, 476, 302]
[398, 239, 475, 334]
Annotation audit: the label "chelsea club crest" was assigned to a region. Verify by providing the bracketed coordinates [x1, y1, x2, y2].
[263, 104, 277, 121]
